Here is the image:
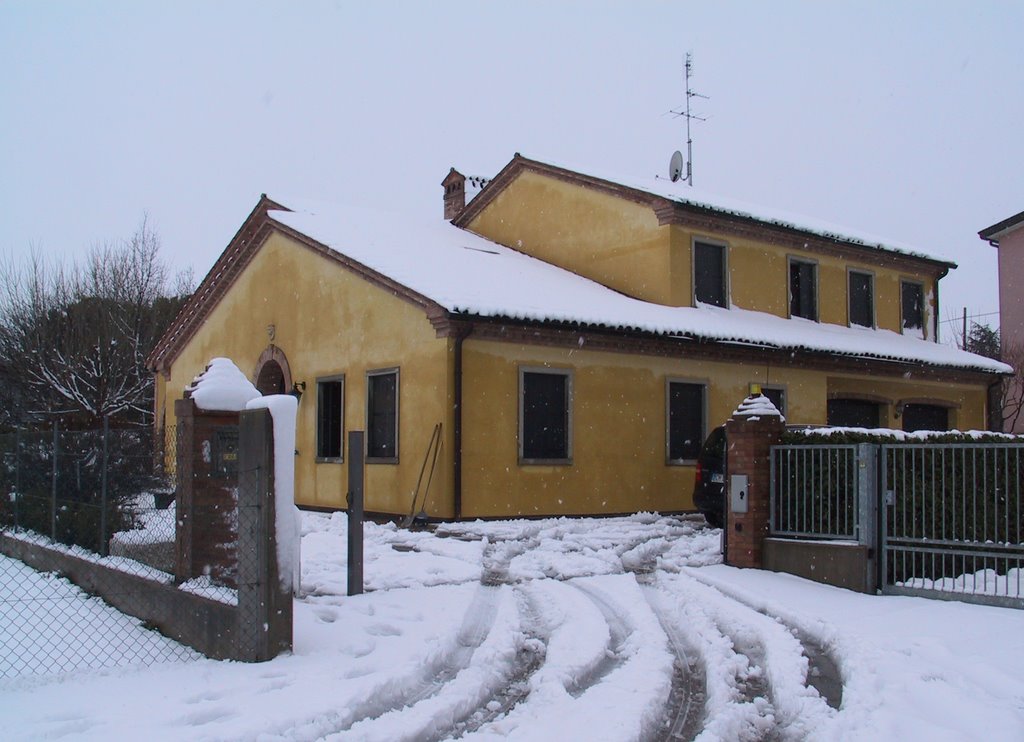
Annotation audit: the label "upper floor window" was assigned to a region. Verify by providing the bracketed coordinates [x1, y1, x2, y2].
[789, 258, 817, 320]
[519, 368, 572, 464]
[667, 380, 705, 463]
[316, 375, 344, 461]
[367, 368, 399, 462]
[694, 241, 727, 308]
[848, 270, 874, 328]
[901, 281, 924, 337]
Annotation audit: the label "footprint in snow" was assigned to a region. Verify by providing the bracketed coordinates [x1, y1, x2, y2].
[176, 707, 235, 726]
[366, 623, 402, 636]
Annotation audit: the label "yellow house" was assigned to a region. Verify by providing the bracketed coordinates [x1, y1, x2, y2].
[148, 155, 1008, 519]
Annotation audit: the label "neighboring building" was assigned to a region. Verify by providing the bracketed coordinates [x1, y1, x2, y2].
[979, 209, 1024, 432]
[148, 155, 1007, 519]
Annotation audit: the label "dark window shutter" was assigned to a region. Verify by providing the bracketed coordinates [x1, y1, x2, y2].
[368, 373, 397, 458]
[902, 404, 949, 432]
[668, 382, 704, 460]
[790, 261, 817, 320]
[849, 272, 873, 327]
[317, 380, 343, 458]
[902, 283, 923, 330]
[694, 242, 726, 307]
[826, 399, 880, 428]
[522, 372, 568, 460]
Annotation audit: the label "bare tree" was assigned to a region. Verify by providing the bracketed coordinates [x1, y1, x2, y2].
[0, 218, 190, 428]
[997, 341, 1024, 433]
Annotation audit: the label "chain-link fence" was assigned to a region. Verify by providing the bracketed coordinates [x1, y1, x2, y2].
[0, 423, 202, 679]
[1, 411, 292, 678]
[0, 424, 177, 563]
[0, 550, 201, 679]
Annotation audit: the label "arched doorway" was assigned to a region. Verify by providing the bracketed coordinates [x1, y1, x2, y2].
[256, 360, 285, 395]
[254, 345, 293, 396]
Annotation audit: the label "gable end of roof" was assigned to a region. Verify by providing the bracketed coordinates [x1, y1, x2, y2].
[147, 197, 451, 375]
[454, 155, 954, 273]
[147, 195, 286, 373]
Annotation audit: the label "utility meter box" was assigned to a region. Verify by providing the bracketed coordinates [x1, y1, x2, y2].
[211, 426, 240, 478]
[730, 474, 749, 514]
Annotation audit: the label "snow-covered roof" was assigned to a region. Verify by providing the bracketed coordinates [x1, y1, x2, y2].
[268, 198, 1008, 375]
[514, 155, 955, 267]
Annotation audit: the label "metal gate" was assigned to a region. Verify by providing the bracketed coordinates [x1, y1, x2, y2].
[881, 443, 1024, 609]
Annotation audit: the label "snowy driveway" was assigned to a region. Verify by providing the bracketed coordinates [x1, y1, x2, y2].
[2, 512, 1023, 740]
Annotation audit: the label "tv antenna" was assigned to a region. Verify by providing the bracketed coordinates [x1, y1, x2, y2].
[666, 52, 708, 186]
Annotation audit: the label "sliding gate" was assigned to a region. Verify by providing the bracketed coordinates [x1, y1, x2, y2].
[880, 443, 1024, 608]
[770, 440, 1024, 608]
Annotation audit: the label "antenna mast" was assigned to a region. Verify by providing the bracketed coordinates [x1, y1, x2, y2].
[669, 52, 708, 186]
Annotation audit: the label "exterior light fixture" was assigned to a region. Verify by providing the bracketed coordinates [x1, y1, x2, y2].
[291, 381, 306, 401]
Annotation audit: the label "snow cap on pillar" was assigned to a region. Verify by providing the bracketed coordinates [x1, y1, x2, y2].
[186, 357, 261, 412]
[730, 392, 784, 422]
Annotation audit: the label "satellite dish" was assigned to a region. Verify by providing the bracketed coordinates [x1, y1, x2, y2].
[669, 150, 684, 182]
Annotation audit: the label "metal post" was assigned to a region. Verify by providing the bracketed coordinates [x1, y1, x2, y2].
[100, 415, 109, 556]
[51, 420, 59, 540]
[856, 443, 879, 593]
[347, 430, 364, 596]
[13, 428, 21, 529]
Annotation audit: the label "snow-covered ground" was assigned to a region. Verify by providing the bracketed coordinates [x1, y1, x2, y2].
[2, 511, 1023, 741]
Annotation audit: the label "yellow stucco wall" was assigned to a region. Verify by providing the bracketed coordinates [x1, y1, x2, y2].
[459, 337, 988, 518]
[467, 170, 676, 305]
[468, 169, 939, 335]
[157, 232, 455, 517]
[152, 178, 982, 521]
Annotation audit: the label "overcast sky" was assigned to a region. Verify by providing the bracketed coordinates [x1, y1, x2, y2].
[3, 1, 1022, 342]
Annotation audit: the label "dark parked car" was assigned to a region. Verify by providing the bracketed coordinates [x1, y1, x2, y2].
[692, 425, 726, 528]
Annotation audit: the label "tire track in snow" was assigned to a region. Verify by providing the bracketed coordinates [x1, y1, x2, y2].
[682, 570, 843, 711]
[283, 551, 511, 739]
[621, 543, 707, 742]
[565, 581, 632, 698]
[337, 538, 546, 742]
[634, 570, 707, 742]
[445, 586, 548, 739]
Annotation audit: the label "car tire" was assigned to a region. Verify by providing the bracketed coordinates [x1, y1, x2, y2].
[703, 512, 723, 529]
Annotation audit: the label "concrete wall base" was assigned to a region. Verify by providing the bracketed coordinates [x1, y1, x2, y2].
[763, 537, 874, 594]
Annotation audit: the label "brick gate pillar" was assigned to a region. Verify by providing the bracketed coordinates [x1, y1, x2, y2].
[174, 397, 240, 586]
[724, 394, 784, 569]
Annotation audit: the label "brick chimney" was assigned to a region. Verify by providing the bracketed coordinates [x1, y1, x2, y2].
[442, 168, 466, 221]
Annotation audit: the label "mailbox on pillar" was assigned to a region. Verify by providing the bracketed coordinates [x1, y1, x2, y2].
[730, 474, 749, 514]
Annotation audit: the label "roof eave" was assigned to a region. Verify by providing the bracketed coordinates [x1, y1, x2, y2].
[979, 209, 1024, 245]
[438, 313, 1004, 383]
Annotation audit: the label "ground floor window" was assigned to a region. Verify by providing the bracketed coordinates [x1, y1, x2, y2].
[519, 368, 572, 463]
[667, 380, 705, 462]
[316, 375, 344, 460]
[827, 398, 880, 428]
[367, 368, 399, 462]
[762, 386, 786, 416]
[901, 403, 949, 432]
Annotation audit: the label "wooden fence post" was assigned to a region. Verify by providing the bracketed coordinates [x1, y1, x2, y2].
[237, 407, 292, 661]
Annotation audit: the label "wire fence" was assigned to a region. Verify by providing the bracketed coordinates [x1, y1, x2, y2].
[0, 424, 177, 562]
[0, 422, 233, 679]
